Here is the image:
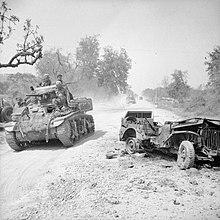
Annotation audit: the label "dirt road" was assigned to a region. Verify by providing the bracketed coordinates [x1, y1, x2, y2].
[0, 99, 220, 220]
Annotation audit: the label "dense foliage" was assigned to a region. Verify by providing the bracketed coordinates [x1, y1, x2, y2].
[142, 46, 220, 117]
[205, 46, 220, 94]
[167, 70, 190, 103]
[142, 70, 191, 103]
[97, 47, 131, 95]
[0, 73, 38, 104]
[36, 35, 132, 98]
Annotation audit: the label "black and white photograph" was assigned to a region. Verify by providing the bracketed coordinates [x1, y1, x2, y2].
[0, 0, 220, 219]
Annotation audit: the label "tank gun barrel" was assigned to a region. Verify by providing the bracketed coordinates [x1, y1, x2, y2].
[64, 82, 76, 86]
[26, 94, 43, 97]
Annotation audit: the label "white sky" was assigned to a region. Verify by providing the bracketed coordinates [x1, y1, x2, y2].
[0, 0, 220, 94]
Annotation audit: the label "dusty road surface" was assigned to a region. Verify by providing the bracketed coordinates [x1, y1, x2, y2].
[0, 99, 220, 220]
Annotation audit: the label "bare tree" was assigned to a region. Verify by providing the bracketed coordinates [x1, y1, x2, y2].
[0, 1, 43, 68]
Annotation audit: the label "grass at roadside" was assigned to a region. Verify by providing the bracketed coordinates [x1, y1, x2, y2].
[155, 101, 220, 120]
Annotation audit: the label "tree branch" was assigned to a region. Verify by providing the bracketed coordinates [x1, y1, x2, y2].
[0, 2, 43, 68]
[0, 47, 42, 68]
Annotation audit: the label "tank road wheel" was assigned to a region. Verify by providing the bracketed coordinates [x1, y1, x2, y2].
[177, 141, 195, 170]
[126, 137, 137, 154]
[57, 121, 74, 147]
[5, 131, 24, 151]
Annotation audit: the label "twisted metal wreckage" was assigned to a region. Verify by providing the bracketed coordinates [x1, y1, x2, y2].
[119, 111, 220, 169]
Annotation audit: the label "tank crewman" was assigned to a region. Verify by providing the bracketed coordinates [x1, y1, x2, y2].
[52, 81, 68, 109]
[38, 74, 52, 87]
[14, 97, 24, 108]
[57, 74, 63, 84]
[55, 74, 73, 100]
[29, 86, 39, 104]
[52, 74, 63, 85]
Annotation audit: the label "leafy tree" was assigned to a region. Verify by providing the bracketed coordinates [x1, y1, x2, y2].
[167, 69, 190, 103]
[5, 73, 38, 99]
[0, 1, 43, 68]
[184, 89, 206, 112]
[98, 46, 131, 95]
[142, 86, 169, 102]
[35, 35, 132, 98]
[161, 76, 170, 88]
[205, 46, 220, 94]
[142, 88, 155, 100]
[35, 48, 74, 81]
[75, 35, 100, 79]
[0, 81, 9, 94]
[36, 36, 100, 83]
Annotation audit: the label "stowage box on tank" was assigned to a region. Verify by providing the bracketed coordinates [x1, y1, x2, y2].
[4, 85, 95, 151]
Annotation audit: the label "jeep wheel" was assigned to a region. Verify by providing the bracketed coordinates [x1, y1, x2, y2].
[1, 106, 13, 122]
[126, 137, 137, 154]
[177, 141, 195, 169]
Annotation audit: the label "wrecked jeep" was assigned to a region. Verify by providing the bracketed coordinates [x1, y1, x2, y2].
[119, 111, 220, 169]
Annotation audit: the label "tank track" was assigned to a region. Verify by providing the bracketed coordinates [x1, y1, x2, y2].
[89, 116, 95, 133]
[57, 114, 95, 147]
[5, 131, 24, 151]
[56, 120, 73, 147]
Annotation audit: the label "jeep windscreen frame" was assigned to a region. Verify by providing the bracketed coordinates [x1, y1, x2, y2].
[125, 111, 153, 119]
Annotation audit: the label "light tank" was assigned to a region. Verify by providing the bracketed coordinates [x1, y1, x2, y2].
[4, 85, 95, 151]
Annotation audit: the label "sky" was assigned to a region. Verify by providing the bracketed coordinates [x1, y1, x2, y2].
[0, 0, 220, 94]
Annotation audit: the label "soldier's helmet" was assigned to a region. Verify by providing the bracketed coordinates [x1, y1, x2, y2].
[43, 74, 49, 80]
[16, 97, 23, 103]
[55, 81, 62, 88]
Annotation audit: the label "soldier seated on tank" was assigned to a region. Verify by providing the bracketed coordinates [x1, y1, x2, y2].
[52, 81, 69, 110]
[14, 97, 25, 108]
[55, 74, 74, 100]
[38, 74, 52, 87]
[57, 74, 63, 84]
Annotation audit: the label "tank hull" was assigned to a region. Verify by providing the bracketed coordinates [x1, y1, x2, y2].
[5, 111, 95, 150]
